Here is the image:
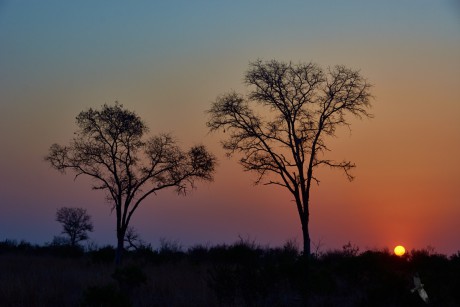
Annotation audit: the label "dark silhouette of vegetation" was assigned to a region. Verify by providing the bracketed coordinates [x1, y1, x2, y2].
[55, 207, 93, 247]
[45, 103, 216, 264]
[0, 238, 459, 306]
[207, 59, 373, 256]
[89, 245, 117, 264]
[81, 283, 131, 307]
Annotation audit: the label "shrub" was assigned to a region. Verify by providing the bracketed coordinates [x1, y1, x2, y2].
[90, 245, 116, 264]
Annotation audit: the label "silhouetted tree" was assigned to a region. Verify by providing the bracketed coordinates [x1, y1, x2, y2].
[207, 59, 372, 256]
[55, 207, 93, 247]
[124, 226, 146, 251]
[46, 103, 216, 264]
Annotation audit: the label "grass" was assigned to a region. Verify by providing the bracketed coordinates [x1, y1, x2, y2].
[0, 239, 459, 306]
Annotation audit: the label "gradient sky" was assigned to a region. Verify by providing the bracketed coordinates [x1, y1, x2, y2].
[1, 1, 459, 255]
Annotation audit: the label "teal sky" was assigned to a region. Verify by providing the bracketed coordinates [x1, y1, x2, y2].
[1, 1, 459, 254]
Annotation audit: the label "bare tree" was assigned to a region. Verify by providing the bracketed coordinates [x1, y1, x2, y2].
[124, 226, 147, 251]
[207, 59, 372, 256]
[46, 103, 216, 264]
[55, 207, 93, 247]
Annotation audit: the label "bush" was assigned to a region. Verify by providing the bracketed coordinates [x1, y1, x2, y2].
[0, 239, 18, 253]
[155, 238, 185, 263]
[90, 245, 116, 263]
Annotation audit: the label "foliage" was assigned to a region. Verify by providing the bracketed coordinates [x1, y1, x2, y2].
[55, 207, 93, 247]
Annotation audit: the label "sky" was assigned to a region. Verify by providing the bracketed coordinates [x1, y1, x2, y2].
[1, 1, 459, 255]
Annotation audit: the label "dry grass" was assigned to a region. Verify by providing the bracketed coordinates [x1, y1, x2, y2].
[0, 252, 219, 307]
[0, 253, 112, 307]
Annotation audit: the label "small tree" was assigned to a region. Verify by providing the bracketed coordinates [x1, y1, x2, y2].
[207, 59, 373, 256]
[46, 103, 216, 264]
[55, 207, 93, 247]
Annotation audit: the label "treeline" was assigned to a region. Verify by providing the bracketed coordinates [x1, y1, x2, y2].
[1, 238, 459, 306]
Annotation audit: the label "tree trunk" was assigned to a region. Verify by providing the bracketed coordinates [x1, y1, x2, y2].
[295, 193, 311, 258]
[70, 235, 76, 247]
[299, 191, 311, 257]
[302, 221, 311, 257]
[115, 232, 125, 266]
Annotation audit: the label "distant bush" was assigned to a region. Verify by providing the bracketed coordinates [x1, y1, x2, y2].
[155, 238, 185, 263]
[128, 244, 157, 261]
[45, 244, 85, 258]
[187, 244, 210, 264]
[0, 239, 19, 253]
[90, 245, 116, 264]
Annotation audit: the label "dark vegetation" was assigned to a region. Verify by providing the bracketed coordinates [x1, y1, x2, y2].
[55, 207, 94, 247]
[45, 103, 216, 264]
[1, 238, 459, 306]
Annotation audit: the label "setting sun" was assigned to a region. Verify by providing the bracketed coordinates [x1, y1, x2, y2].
[394, 245, 406, 256]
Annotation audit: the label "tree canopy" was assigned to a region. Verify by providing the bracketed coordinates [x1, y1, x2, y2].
[207, 59, 373, 255]
[55, 207, 93, 247]
[46, 103, 216, 264]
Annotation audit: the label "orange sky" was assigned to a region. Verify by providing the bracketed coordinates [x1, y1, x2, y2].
[0, 1, 459, 254]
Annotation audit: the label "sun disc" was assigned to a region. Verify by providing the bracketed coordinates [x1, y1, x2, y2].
[394, 245, 406, 256]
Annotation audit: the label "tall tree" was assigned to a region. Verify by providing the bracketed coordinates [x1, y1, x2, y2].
[46, 103, 216, 264]
[207, 59, 372, 256]
[55, 207, 93, 247]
